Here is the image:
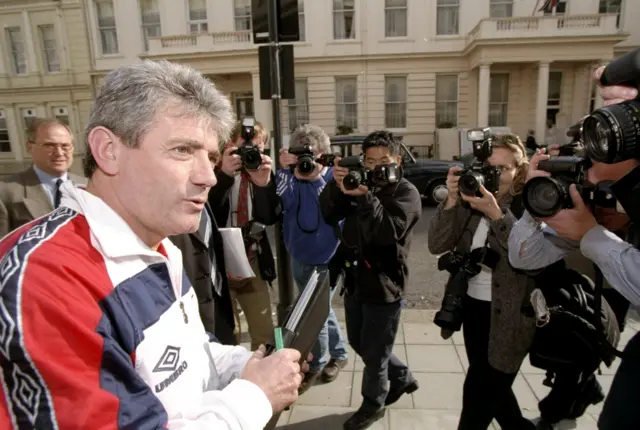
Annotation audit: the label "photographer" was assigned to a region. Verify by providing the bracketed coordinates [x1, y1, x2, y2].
[276, 124, 349, 393]
[209, 119, 280, 350]
[319, 130, 421, 430]
[428, 133, 536, 430]
[508, 63, 640, 430]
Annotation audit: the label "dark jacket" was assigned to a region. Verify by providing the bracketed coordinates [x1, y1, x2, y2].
[169, 205, 236, 345]
[427, 195, 536, 374]
[319, 178, 422, 304]
[208, 168, 280, 281]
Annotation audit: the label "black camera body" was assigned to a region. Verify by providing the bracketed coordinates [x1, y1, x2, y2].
[233, 117, 263, 171]
[242, 220, 267, 247]
[338, 155, 399, 190]
[582, 48, 640, 164]
[434, 247, 499, 333]
[457, 128, 501, 197]
[288, 146, 339, 176]
[522, 156, 617, 218]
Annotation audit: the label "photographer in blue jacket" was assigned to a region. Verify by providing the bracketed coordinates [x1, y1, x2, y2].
[276, 124, 349, 393]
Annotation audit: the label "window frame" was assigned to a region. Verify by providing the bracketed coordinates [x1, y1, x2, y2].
[95, 0, 119, 55]
[435, 74, 459, 128]
[488, 73, 510, 127]
[384, 0, 408, 38]
[384, 75, 408, 129]
[7, 27, 27, 75]
[187, 0, 208, 34]
[436, 0, 460, 36]
[140, 0, 161, 51]
[489, 0, 513, 18]
[335, 76, 358, 130]
[0, 110, 12, 153]
[333, 0, 356, 40]
[233, 0, 252, 31]
[288, 78, 310, 131]
[38, 24, 60, 73]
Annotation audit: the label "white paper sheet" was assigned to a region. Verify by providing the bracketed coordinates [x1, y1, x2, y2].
[218, 227, 255, 279]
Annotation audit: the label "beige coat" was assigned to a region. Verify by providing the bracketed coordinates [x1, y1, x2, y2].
[0, 167, 85, 238]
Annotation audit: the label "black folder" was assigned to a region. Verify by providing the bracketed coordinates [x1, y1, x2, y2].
[263, 269, 333, 429]
[265, 268, 331, 360]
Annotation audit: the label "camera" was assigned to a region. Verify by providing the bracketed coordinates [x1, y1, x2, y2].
[457, 128, 501, 197]
[338, 155, 399, 190]
[233, 117, 263, 171]
[288, 145, 316, 175]
[522, 156, 617, 218]
[582, 48, 640, 164]
[242, 220, 266, 246]
[434, 247, 499, 333]
[288, 146, 339, 176]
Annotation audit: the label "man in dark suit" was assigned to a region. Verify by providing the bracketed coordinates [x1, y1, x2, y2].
[0, 118, 84, 238]
[170, 203, 236, 345]
[209, 120, 280, 350]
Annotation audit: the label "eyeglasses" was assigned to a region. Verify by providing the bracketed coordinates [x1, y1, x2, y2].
[33, 142, 74, 154]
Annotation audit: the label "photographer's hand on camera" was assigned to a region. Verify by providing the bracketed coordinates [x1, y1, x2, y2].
[247, 154, 273, 187]
[444, 166, 462, 209]
[279, 147, 297, 169]
[541, 184, 598, 241]
[220, 144, 242, 177]
[459, 185, 503, 221]
[594, 66, 638, 107]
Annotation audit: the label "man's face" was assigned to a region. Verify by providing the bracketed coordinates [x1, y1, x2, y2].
[113, 114, 219, 242]
[27, 124, 74, 176]
[364, 146, 401, 170]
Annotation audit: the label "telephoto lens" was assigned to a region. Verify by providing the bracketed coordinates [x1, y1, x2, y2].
[296, 155, 315, 175]
[582, 47, 640, 163]
[459, 171, 485, 196]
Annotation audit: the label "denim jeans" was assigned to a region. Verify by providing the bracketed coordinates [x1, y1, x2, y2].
[291, 258, 349, 372]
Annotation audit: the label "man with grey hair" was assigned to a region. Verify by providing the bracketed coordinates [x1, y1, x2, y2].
[0, 60, 304, 429]
[276, 124, 349, 392]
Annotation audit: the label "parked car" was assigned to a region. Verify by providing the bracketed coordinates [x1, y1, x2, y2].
[329, 136, 462, 205]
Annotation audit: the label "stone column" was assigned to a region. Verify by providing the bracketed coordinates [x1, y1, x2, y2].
[477, 63, 491, 127]
[535, 61, 550, 143]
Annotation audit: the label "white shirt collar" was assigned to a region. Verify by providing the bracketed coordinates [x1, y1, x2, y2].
[59, 182, 176, 261]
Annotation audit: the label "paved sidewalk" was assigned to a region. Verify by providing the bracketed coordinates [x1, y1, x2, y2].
[238, 308, 637, 430]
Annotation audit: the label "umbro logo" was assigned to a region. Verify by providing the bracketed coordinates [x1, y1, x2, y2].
[153, 346, 181, 373]
[153, 346, 189, 393]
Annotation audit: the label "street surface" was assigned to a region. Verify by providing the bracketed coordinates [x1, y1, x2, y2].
[266, 203, 448, 310]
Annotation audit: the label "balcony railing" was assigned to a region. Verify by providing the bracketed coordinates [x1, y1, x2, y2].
[466, 13, 620, 46]
[146, 31, 253, 55]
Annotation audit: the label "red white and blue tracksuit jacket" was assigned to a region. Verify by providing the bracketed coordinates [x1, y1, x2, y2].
[0, 184, 272, 429]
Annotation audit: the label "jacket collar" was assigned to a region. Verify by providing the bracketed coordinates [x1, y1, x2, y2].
[59, 182, 179, 261]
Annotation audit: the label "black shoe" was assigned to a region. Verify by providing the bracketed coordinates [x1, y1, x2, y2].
[343, 407, 386, 430]
[384, 380, 419, 406]
[567, 377, 605, 419]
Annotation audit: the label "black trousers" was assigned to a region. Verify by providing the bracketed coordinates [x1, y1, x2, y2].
[344, 293, 413, 411]
[458, 296, 533, 430]
[598, 331, 640, 430]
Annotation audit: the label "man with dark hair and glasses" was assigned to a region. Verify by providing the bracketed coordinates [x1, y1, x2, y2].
[0, 118, 84, 238]
[320, 130, 422, 430]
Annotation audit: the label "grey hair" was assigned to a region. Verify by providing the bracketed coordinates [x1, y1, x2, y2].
[83, 60, 234, 177]
[289, 124, 331, 154]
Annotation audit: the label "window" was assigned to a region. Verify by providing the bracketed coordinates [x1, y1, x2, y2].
[0, 111, 11, 153]
[95, 0, 119, 55]
[385, 76, 407, 129]
[39, 25, 60, 73]
[489, 73, 509, 127]
[435, 75, 458, 128]
[234, 93, 254, 120]
[52, 107, 70, 126]
[385, 0, 407, 38]
[547, 71, 562, 126]
[490, 0, 513, 18]
[543, 0, 566, 15]
[437, 0, 459, 35]
[7, 28, 26, 75]
[333, 0, 355, 40]
[22, 108, 37, 137]
[599, 0, 622, 28]
[188, 0, 208, 33]
[335, 77, 358, 130]
[140, 0, 161, 50]
[298, 0, 305, 41]
[233, 0, 251, 31]
[288, 79, 309, 131]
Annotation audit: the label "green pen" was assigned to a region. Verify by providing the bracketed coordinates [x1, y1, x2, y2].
[274, 327, 284, 350]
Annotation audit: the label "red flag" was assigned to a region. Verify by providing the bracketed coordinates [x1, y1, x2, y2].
[538, 0, 558, 12]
